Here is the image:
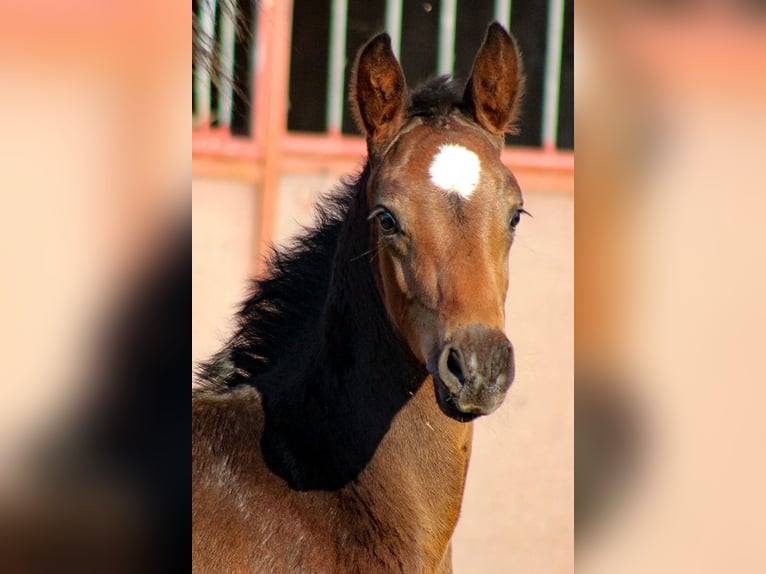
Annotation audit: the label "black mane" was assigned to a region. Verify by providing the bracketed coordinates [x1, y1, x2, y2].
[196, 171, 360, 391]
[407, 75, 464, 119]
[196, 78, 465, 391]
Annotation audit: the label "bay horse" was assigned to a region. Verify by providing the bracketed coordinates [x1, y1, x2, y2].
[193, 22, 527, 573]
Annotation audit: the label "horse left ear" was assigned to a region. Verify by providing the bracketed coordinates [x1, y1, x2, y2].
[463, 22, 525, 136]
[350, 33, 408, 146]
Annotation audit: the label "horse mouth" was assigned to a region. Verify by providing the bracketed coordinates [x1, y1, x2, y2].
[425, 326, 514, 422]
[431, 372, 505, 422]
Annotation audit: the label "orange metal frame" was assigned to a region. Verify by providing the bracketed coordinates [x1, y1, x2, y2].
[192, 0, 574, 274]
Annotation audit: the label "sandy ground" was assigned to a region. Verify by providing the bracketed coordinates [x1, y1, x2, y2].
[192, 175, 573, 573]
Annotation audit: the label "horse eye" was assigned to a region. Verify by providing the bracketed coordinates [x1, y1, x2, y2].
[509, 208, 530, 230]
[378, 211, 399, 235]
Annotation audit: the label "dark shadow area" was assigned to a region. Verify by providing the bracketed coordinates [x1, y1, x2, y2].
[575, 372, 643, 540]
[288, 0, 332, 132]
[1, 215, 190, 572]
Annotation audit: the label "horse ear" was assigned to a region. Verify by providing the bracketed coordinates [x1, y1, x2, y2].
[463, 22, 525, 136]
[350, 33, 408, 145]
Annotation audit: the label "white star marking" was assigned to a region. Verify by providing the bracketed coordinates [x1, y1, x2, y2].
[428, 144, 481, 199]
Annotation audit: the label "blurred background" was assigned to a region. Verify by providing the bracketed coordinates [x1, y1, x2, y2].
[576, 1, 766, 572]
[0, 2, 188, 571]
[16, 1, 766, 572]
[8, 0, 766, 572]
[193, 0, 573, 572]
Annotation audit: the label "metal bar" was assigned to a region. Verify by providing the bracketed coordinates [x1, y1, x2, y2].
[541, 0, 565, 151]
[217, 2, 237, 128]
[252, 0, 267, 146]
[494, 0, 512, 30]
[195, 0, 217, 126]
[280, 133, 574, 171]
[193, 128, 261, 159]
[192, 129, 575, 174]
[326, 0, 349, 136]
[437, 0, 457, 76]
[385, 0, 403, 56]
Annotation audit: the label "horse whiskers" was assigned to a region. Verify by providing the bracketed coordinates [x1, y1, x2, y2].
[349, 246, 378, 263]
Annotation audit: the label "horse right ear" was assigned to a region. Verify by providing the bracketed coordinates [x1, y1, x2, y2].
[350, 33, 408, 146]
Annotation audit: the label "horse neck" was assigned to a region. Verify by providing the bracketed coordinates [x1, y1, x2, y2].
[261, 168, 472, 508]
[318, 171, 420, 391]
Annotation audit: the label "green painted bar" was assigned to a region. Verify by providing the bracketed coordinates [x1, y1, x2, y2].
[385, 0, 403, 57]
[541, 0, 565, 149]
[218, 3, 237, 127]
[494, 0, 512, 31]
[326, 0, 349, 134]
[195, 0, 217, 125]
[437, 0, 457, 76]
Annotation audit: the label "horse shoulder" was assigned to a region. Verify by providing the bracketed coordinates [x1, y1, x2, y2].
[192, 386, 341, 571]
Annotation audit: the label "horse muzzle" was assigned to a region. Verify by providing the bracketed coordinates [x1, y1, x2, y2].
[432, 324, 515, 420]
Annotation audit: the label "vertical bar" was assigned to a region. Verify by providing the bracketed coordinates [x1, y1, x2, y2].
[252, 1, 266, 145]
[437, 0, 457, 76]
[385, 0, 403, 57]
[217, 3, 237, 128]
[541, 0, 565, 151]
[195, 0, 217, 126]
[326, 0, 349, 136]
[494, 0, 512, 30]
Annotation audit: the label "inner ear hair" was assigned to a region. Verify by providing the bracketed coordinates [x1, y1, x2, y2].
[350, 33, 408, 146]
[462, 22, 526, 136]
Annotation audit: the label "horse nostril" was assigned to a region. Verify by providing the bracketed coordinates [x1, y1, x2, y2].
[447, 348, 466, 386]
